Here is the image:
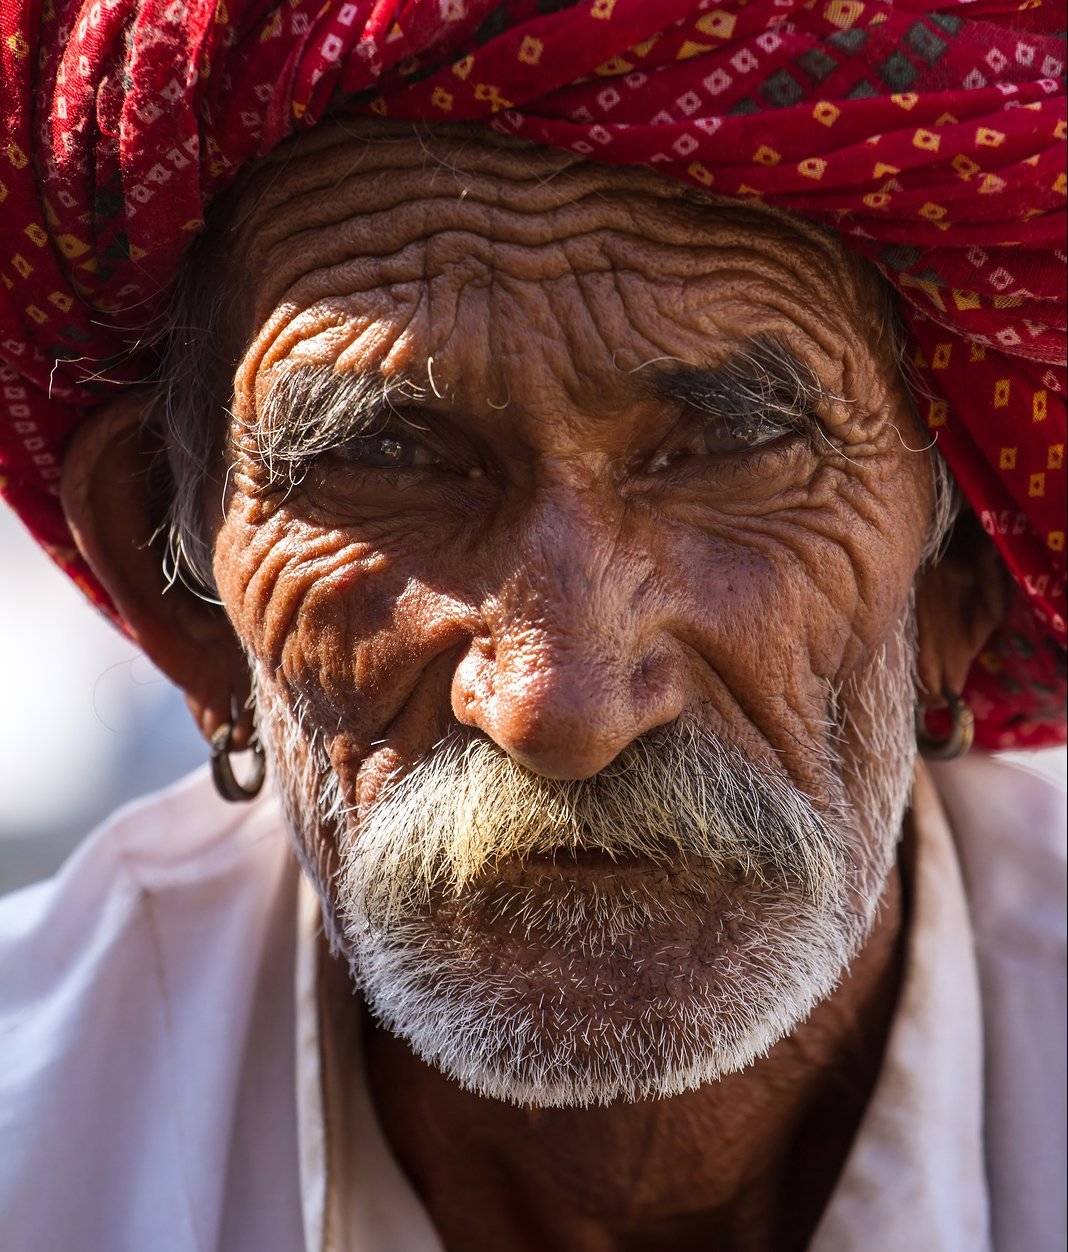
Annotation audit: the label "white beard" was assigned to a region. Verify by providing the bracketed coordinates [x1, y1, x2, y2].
[255, 615, 917, 1108]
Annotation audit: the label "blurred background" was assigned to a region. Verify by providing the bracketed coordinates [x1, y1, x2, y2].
[1, 509, 203, 894]
[2, 504, 1065, 896]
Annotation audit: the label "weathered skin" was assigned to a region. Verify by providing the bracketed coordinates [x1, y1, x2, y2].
[60, 123, 1003, 1251]
[215, 128, 927, 824]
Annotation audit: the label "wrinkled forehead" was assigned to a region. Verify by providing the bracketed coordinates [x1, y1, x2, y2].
[209, 120, 891, 413]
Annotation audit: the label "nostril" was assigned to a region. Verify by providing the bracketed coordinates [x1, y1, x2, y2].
[451, 627, 689, 779]
[450, 640, 497, 728]
[634, 639, 676, 694]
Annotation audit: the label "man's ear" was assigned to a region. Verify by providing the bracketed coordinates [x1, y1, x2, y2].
[61, 393, 253, 747]
[914, 510, 1010, 708]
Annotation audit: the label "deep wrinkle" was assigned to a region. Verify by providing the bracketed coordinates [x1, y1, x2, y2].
[147, 121, 949, 1251]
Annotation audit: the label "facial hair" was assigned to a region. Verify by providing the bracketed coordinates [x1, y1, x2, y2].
[254, 613, 917, 1108]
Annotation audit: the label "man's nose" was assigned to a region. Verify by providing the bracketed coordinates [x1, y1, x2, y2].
[452, 637, 685, 778]
[450, 548, 687, 779]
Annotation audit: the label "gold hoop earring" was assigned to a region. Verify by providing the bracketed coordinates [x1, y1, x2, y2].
[210, 723, 266, 802]
[916, 690, 975, 761]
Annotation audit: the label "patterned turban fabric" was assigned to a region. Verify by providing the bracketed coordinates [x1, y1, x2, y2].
[0, 0, 1065, 747]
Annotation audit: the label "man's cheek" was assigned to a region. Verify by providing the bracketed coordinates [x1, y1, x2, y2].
[218, 508, 396, 657]
[653, 527, 855, 778]
[212, 484, 472, 738]
[271, 570, 468, 731]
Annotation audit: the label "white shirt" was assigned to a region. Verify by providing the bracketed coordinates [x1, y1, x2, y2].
[0, 757, 1063, 1251]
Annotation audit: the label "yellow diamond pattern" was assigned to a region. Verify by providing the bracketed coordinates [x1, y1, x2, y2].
[697, 11, 736, 38]
[518, 36, 543, 65]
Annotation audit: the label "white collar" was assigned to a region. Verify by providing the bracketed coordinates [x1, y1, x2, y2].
[295, 879, 444, 1252]
[294, 762, 988, 1251]
[809, 763, 989, 1251]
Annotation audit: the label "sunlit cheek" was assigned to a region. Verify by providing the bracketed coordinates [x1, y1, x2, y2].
[264, 552, 463, 724]
[665, 520, 863, 691]
[265, 556, 396, 671]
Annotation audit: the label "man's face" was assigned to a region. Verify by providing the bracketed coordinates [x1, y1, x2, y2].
[202, 124, 933, 1106]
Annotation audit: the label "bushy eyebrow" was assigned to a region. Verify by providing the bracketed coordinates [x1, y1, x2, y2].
[645, 336, 832, 428]
[252, 365, 428, 483]
[250, 335, 830, 484]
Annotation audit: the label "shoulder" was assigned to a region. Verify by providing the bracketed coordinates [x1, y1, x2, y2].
[928, 754, 1065, 961]
[929, 754, 1066, 1252]
[0, 769, 297, 1251]
[0, 767, 288, 1011]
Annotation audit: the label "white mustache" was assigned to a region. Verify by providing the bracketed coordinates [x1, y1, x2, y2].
[338, 717, 849, 930]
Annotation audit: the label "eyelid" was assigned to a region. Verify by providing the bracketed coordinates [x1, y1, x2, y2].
[328, 415, 490, 479]
[705, 411, 795, 440]
[645, 407, 803, 475]
[690, 407, 802, 455]
[339, 429, 434, 468]
[343, 412, 430, 448]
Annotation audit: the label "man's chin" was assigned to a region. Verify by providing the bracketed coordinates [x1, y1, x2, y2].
[344, 867, 861, 1108]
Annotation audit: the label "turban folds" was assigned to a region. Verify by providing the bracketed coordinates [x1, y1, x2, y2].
[0, 0, 1064, 748]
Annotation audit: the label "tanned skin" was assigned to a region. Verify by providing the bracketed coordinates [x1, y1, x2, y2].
[61, 122, 1005, 1252]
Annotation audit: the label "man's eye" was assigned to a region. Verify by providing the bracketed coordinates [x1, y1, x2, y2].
[344, 433, 438, 469]
[701, 417, 790, 456]
[648, 417, 792, 472]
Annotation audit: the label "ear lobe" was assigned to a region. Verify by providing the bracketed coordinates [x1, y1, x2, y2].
[61, 393, 253, 747]
[914, 511, 1011, 707]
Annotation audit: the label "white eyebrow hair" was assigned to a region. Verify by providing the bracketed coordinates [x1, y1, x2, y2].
[251, 335, 833, 487]
[252, 365, 430, 484]
[645, 335, 837, 429]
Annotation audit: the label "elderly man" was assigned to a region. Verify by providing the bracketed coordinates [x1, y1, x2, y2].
[0, 2, 1065, 1250]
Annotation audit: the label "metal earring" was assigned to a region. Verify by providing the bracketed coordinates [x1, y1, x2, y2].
[916, 689, 975, 761]
[210, 722, 266, 802]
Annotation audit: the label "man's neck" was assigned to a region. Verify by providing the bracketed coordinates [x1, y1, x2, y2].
[359, 865, 905, 1252]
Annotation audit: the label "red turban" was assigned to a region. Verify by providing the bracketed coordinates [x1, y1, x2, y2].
[1, 0, 1064, 748]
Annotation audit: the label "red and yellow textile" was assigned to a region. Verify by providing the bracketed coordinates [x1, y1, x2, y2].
[0, 0, 1064, 747]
